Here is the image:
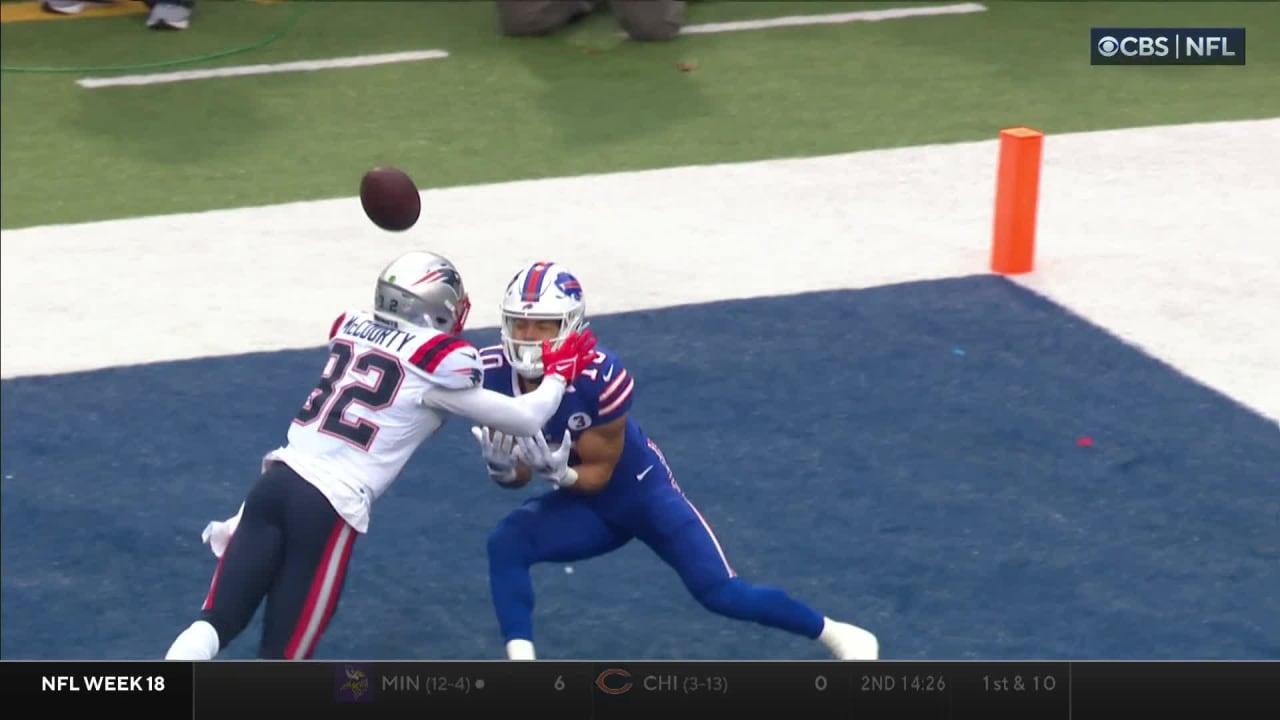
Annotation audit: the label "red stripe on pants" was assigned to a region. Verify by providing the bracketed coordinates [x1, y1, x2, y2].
[283, 520, 355, 660]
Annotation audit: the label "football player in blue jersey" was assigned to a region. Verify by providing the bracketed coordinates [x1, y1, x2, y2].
[470, 261, 880, 661]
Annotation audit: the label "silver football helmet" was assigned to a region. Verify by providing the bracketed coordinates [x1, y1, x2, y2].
[373, 251, 472, 334]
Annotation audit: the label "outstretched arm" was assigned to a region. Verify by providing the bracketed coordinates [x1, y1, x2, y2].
[422, 328, 598, 436]
[426, 378, 567, 437]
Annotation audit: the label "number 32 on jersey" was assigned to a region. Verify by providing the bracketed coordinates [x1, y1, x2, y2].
[294, 340, 404, 450]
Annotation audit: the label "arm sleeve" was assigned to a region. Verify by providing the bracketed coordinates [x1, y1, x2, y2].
[423, 377, 566, 436]
[590, 356, 635, 425]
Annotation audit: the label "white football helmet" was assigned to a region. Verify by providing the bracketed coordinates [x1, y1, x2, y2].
[373, 251, 471, 334]
[500, 261, 588, 379]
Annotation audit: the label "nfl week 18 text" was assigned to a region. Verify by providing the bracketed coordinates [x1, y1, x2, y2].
[42, 673, 168, 692]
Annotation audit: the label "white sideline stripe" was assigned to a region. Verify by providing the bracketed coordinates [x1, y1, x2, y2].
[76, 50, 450, 89]
[3, 119, 1277, 422]
[675, 2, 987, 36]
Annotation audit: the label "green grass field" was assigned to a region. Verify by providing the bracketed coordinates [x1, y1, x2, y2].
[2, 1, 1277, 229]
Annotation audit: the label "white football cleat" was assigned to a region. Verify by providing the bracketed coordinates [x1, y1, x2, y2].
[819, 619, 880, 660]
[505, 639, 536, 660]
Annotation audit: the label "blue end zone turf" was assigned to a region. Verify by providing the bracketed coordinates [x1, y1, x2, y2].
[3, 276, 1277, 659]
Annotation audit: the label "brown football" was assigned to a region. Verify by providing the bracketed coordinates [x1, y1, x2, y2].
[360, 167, 421, 231]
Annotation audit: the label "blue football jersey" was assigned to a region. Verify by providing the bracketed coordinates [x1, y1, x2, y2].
[478, 344, 673, 497]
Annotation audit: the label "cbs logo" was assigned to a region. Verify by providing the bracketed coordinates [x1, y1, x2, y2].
[595, 668, 633, 695]
[1096, 35, 1170, 58]
[1096, 35, 1121, 57]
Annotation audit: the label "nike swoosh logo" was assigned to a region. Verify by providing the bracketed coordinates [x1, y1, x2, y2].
[602, 366, 615, 382]
[636, 465, 653, 481]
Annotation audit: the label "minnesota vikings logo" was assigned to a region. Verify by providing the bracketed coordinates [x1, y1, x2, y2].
[336, 664, 372, 702]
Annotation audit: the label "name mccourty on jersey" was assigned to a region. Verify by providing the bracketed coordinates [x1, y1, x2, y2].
[339, 317, 419, 352]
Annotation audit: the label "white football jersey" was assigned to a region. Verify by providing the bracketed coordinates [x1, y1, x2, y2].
[264, 310, 483, 533]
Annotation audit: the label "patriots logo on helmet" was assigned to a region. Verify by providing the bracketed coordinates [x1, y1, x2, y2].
[412, 267, 463, 292]
[554, 272, 583, 300]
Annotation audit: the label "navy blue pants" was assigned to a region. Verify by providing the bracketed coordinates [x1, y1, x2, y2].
[198, 461, 358, 659]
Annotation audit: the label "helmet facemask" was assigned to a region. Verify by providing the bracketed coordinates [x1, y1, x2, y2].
[501, 306, 587, 380]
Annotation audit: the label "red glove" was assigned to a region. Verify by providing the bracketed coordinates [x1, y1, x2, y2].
[540, 329, 598, 385]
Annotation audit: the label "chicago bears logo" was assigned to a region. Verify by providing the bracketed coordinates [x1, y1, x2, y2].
[554, 272, 583, 300]
[595, 668, 632, 695]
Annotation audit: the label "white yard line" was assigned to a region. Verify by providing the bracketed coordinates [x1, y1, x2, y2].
[676, 2, 987, 36]
[77, 49, 449, 89]
[73, 3, 988, 88]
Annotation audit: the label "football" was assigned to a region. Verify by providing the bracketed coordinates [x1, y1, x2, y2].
[360, 167, 421, 231]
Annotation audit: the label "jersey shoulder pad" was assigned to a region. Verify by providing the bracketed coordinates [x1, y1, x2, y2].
[407, 333, 481, 389]
[576, 346, 634, 422]
[329, 310, 355, 341]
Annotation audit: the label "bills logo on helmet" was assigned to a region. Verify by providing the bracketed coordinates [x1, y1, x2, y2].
[554, 272, 583, 300]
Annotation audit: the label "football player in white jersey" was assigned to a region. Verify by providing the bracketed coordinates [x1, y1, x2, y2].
[164, 250, 598, 661]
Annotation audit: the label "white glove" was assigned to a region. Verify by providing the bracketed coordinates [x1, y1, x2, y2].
[201, 502, 245, 559]
[471, 426, 519, 485]
[515, 430, 577, 487]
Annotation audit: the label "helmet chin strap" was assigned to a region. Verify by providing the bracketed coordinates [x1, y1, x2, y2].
[516, 346, 546, 380]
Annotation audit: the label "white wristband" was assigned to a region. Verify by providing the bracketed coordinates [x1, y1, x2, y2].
[488, 464, 518, 485]
[553, 467, 578, 488]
